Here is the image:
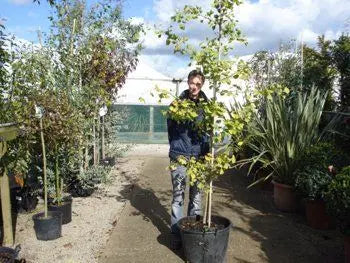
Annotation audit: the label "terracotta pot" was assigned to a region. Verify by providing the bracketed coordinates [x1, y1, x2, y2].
[272, 180, 297, 212]
[345, 236, 350, 263]
[305, 199, 331, 230]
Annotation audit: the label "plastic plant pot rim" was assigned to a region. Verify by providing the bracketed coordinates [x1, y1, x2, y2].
[177, 215, 232, 235]
[272, 180, 293, 189]
[32, 210, 62, 220]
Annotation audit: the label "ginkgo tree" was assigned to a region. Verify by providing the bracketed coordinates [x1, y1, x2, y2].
[157, 0, 254, 228]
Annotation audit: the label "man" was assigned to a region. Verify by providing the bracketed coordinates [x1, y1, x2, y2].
[167, 69, 209, 250]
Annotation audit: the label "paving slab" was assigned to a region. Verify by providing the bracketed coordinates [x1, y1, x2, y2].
[99, 145, 344, 263]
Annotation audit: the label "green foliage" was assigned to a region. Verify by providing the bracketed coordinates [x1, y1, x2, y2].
[293, 142, 348, 201]
[167, 99, 199, 123]
[160, 0, 247, 89]
[247, 87, 331, 186]
[248, 41, 302, 93]
[158, 0, 250, 226]
[176, 153, 236, 192]
[1, 0, 142, 205]
[324, 166, 350, 234]
[294, 166, 332, 200]
[332, 34, 350, 110]
[34, 90, 83, 150]
[0, 24, 9, 89]
[302, 36, 337, 110]
[67, 165, 111, 197]
[298, 142, 350, 172]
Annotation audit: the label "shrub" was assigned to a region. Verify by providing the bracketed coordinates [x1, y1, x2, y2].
[67, 165, 111, 197]
[247, 87, 331, 186]
[324, 166, 350, 234]
[298, 142, 349, 172]
[294, 166, 332, 200]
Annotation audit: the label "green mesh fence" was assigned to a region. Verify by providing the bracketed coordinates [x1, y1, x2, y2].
[113, 104, 168, 144]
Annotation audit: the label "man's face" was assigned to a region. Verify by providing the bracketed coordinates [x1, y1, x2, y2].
[188, 75, 203, 99]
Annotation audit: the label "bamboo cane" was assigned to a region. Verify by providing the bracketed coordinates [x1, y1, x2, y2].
[40, 118, 48, 218]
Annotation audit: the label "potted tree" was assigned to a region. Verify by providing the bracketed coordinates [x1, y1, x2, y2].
[324, 166, 350, 263]
[34, 91, 81, 225]
[294, 142, 349, 228]
[246, 87, 333, 212]
[157, 0, 252, 261]
[294, 166, 333, 229]
[32, 105, 62, 241]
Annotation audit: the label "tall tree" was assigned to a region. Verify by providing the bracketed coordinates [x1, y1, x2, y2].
[160, 0, 249, 227]
[303, 36, 337, 111]
[332, 34, 350, 111]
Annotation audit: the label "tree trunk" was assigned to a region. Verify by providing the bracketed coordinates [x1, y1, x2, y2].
[84, 142, 89, 170]
[101, 115, 105, 160]
[40, 118, 48, 218]
[93, 118, 97, 166]
[55, 145, 61, 204]
[97, 116, 100, 164]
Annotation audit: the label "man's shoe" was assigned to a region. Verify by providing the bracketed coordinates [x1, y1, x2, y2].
[170, 233, 182, 250]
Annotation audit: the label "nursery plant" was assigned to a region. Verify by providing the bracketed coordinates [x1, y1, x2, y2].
[32, 105, 62, 241]
[294, 166, 332, 201]
[157, 0, 254, 261]
[48, 0, 142, 168]
[324, 166, 350, 262]
[294, 142, 347, 200]
[294, 164, 333, 229]
[159, 0, 249, 226]
[324, 166, 350, 234]
[246, 87, 335, 186]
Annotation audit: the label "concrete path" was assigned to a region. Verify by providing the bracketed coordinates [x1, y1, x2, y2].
[99, 145, 344, 263]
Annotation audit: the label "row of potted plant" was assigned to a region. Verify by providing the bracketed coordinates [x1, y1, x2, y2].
[0, 0, 142, 244]
[242, 86, 350, 261]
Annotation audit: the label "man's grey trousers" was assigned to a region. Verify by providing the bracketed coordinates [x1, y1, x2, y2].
[170, 164, 201, 234]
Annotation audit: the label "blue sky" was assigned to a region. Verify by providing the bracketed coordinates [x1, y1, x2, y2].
[1, 0, 349, 77]
[0, 0, 151, 41]
[0, 0, 260, 42]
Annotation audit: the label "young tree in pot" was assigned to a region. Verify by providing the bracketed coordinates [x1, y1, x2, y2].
[294, 141, 349, 228]
[294, 166, 333, 229]
[1, 28, 62, 240]
[32, 104, 62, 241]
[158, 0, 251, 261]
[34, 91, 82, 225]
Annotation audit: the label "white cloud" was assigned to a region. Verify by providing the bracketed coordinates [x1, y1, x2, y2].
[139, 54, 190, 78]
[8, 0, 31, 5]
[27, 11, 39, 18]
[235, 0, 350, 53]
[129, 0, 350, 77]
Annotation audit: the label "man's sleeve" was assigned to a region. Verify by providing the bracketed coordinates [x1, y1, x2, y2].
[201, 133, 210, 156]
[167, 117, 174, 144]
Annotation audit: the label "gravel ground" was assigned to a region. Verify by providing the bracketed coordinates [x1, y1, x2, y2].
[14, 155, 146, 263]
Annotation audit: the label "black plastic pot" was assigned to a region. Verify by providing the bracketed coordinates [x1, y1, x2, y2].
[100, 156, 116, 166]
[32, 211, 62, 241]
[0, 245, 20, 263]
[177, 215, 231, 263]
[48, 196, 72, 224]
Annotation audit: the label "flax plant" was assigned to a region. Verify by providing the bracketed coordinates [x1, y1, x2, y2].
[247, 87, 337, 186]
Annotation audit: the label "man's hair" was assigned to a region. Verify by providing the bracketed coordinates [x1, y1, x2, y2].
[187, 69, 205, 84]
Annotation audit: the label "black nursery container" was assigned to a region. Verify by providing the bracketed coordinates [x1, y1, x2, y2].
[33, 210, 62, 241]
[48, 196, 72, 224]
[177, 215, 231, 263]
[0, 246, 20, 263]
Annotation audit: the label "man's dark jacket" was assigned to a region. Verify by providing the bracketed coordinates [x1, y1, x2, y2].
[167, 89, 210, 160]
